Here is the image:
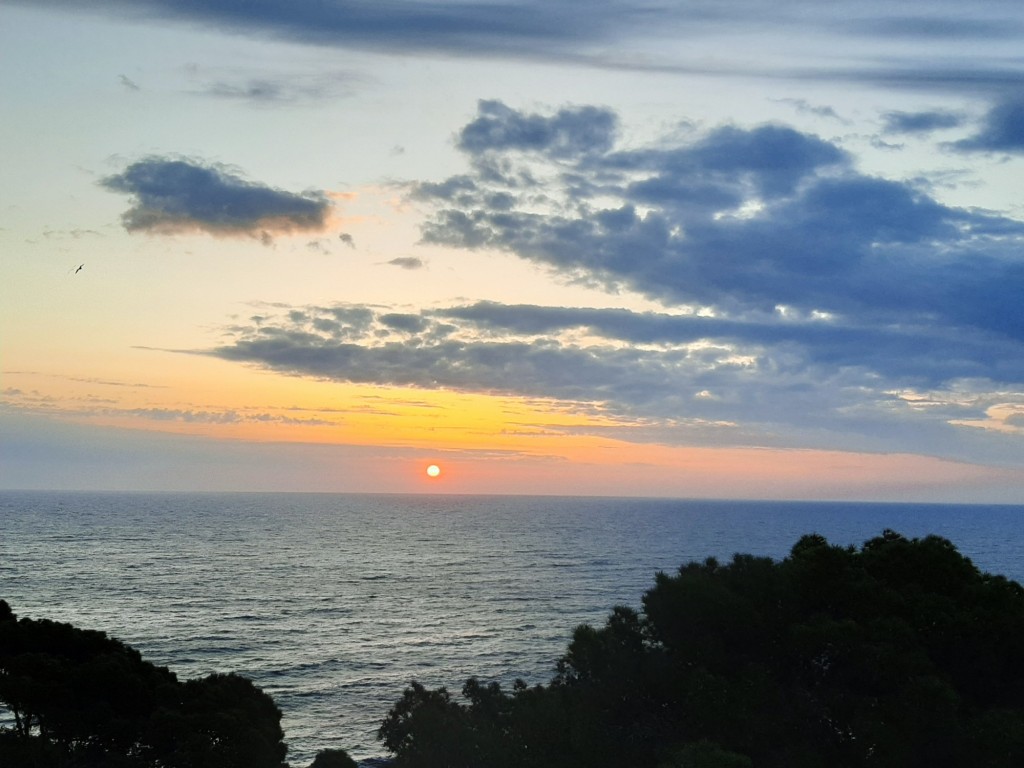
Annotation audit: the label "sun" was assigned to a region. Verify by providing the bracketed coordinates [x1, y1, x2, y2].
[426, 464, 441, 478]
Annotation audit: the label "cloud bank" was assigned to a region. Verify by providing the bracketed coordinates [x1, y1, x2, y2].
[101, 157, 331, 237]
[418, 101, 1024, 342]
[205, 296, 1024, 460]
[205, 102, 1024, 462]
[16, 0, 1024, 93]
[882, 109, 965, 134]
[951, 94, 1024, 153]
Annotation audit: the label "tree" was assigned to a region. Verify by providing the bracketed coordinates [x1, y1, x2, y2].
[154, 672, 288, 768]
[0, 600, 180, 764]
[378, 531, 1024, 768]
[0, 602, 287, 768]
[378, 681, 482, 768]
[659, 741, 753, 768]
[308, 747, 359, 768]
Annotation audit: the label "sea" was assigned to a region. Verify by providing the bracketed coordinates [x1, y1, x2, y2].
[2, 491, 1023, 766]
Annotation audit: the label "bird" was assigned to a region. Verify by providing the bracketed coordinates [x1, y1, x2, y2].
[74, 264, 84, 274]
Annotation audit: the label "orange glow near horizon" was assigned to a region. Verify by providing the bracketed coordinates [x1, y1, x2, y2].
[7, 368, 1021, 500]
[14, 366, 627, 457]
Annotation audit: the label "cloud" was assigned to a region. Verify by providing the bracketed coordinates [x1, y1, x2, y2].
[100, 157, 331, 237]
[122, 407, 242, 424]
[777, 99, 846, 122]
[3, 371, 167, 389]
[200, 100, 1016, 459]
[184, 64, 360, 104]
[117, 407, 335, 427]
[610, 123, 848, 199]
[18, 1, 1024, 95]
[838, 65, 1024, 95]
[306, 238, 333, 254]
[379, 312, 430, 333]
[951, 94, 1024, 152]
[418, 102, 1024, 347]
[204, 78, 297, 102]
[118, 74, 140, 91]
[22, 0, 621, 58]
[458, 100, 618, 158]
[881, 109, 965, 134]
[846, 15, 1022, 40]
[387, 256, 425, 270]
[202, 293, 1024, 462]
[207, 303, 730, 415]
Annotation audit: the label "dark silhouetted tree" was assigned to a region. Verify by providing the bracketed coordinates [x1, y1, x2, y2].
[378, 531, 1024, 768]
[0, 604, 287, 768]
[309, 747, 359, 768]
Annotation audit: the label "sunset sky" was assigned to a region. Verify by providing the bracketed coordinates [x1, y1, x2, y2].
[3, 0, 1024, 500]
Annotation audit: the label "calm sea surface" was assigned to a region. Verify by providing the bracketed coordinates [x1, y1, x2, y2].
[2, 491, 1022, 764]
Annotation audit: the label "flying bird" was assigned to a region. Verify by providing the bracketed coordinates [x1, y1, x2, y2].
[74, 264, 84, 274]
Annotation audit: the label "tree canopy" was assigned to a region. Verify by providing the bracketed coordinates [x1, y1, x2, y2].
[0, 600, 287, 768]
[7, 530, 1024, 767]
[379, 530, 1024, 768]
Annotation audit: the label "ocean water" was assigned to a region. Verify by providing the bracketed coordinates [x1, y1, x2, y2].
[2, 491, 1023, 765]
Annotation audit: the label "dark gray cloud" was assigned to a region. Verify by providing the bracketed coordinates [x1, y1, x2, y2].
[803, 64, 1024, 96]
[882, 109, 965, 134]
[185, 64, 361, 104]
[379, 312, 429, 333]
[439, 302, 1024, 388]
[100, 157, 331, 237]
[204, 298, 1024, 456]
[418, 101, 1024, 350]
[777, 99, 845, 122]
[209, 302, 756, 415]
[204, 78, 297, 103]
[387, 256, 425, 270]
[951, 94, 1024, 152]
[18, 1, 1024, 94]
[117, 407, 334, 426]
[376, 99, 1024, 455]
[458, 100, 618, 158]
[609, 124, 848, 200]
[846, 15, 1022, 40]
[22, 0, 621, 58]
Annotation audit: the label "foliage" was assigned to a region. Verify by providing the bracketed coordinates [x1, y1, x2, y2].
[659, 740, 753, 768]
[0, 600, 287, 768]
[378, 531, 1024, 768]
[308, 747, 359, 768]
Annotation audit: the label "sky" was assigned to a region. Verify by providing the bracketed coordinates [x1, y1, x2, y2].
[3, 0, 1024, 501]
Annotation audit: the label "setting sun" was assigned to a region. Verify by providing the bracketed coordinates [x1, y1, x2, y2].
[426, 464, 441, 478]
